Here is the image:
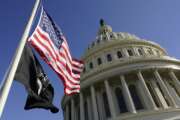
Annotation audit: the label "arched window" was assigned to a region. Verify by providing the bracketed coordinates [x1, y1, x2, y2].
[88, 46, 90, 50]
[127, 49, 133, 56]
[103, 35, 107, 41]
[129, 85, 144, 110]
[138, 48, 143, 56]
[156, 50, 160, 56]
[117, 51, 123, 58]
[147, 48, 153, 55]
[102, 92, 111, 118]
[83, 67, 86, 73]
[91, 42, 95, 47]
[97, 39, 100, 44]
[110, 34, 114, 39]
[107, 54, 112, 62]
[115, 87, 128, 113]
[110, 33, 116, 39]
[97, 58, 102, 65]
[89, 62, 93, 69]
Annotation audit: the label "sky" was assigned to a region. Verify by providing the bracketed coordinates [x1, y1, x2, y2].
[0, 0, 180, 120]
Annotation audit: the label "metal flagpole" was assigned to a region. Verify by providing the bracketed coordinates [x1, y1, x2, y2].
[0, 0, 41, 118]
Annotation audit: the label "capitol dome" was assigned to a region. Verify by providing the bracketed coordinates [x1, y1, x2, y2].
[61, 20, 180, 120]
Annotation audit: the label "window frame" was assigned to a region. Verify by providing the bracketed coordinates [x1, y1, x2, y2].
[117, 50, 123, 59]
[107, 54, 112, 62]
[127, 49, 134, 56]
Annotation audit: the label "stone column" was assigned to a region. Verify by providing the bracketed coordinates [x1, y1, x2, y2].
[96, 91, 105, 120]
[137, 71, 157, 110]
[112, 50, 118, 60]
[150, 79, 168, 108]
[87, 97, 93, 120]
[120, 75, 136, 113]
[65, 104, 69, 120]
[141, 47, 146, 56]
[100, 35, 103, 41]
[71, 98, 75, 120]
[106, 32, 110, 40]
[154, 70, 177, 107]
[91, 85, 99, 120]
[123, 48, 129, 57]
[104, 80, 117, 118]
[169, 70, 180, 94]
[80, 93, 85, 120]
[132, 47, 138, 56]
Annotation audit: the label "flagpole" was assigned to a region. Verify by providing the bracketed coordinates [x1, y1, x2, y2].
[0, 0, 41, 118]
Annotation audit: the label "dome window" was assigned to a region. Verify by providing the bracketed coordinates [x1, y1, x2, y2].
[127, 49, 134, 56]
[89, 62, 93, 69]
[138, 48, 143, 56]
[97, 57, 102, 65]
[110, 34, 114, 39]
[91, 42, 95, 47]
[107, 54, 112, 62]
[109, 33, 115, 39]
[83, 67, 86, 73]
[88, 45, 90, 50]
[156, 50, 160, 56]
[147, 48, 153, 55]
[103, 35, 107, 41]
[117, 51, 123, 58]
[97, 39, 100, 44]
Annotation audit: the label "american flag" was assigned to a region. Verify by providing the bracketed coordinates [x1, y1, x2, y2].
[28, 8, 83, 95]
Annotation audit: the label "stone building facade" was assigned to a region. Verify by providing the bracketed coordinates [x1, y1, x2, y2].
[61, 22, 180, 120]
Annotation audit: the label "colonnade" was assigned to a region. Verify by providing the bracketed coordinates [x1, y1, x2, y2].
[64, 69, 180, 120]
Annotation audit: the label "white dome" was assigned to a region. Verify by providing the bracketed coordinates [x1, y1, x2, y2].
[62, 21, 180, 120]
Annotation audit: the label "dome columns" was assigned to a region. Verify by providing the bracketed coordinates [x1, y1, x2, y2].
[90, 85, 99, 120]
[168, 70, 180, 96]
[79, 93, 85, 120]
[96, 91, 106, 119]
[120, 75, 137, 114]
[65, 103, 70, 120]
[70, 99, 75, 120]
[63, 68, 180, 120]
[122, 48, 129, 58]
[104, 80, 117, 118]
[86, 96, 93, 120]
[137, 71, 158, 110]
[153, 70, 177, 108]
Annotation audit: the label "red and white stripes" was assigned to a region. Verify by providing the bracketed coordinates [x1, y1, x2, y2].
[28, 26, 83, 95]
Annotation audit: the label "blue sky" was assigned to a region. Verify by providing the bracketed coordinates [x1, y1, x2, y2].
[1, 0, 180, 120]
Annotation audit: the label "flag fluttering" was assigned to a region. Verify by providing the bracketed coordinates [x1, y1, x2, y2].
[28, 8, 83, 95]
[15, 44, 59, 113]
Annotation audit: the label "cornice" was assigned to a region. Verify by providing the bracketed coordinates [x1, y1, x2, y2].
[82, 39, 166, 61]
[81, 56, 180, 82]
